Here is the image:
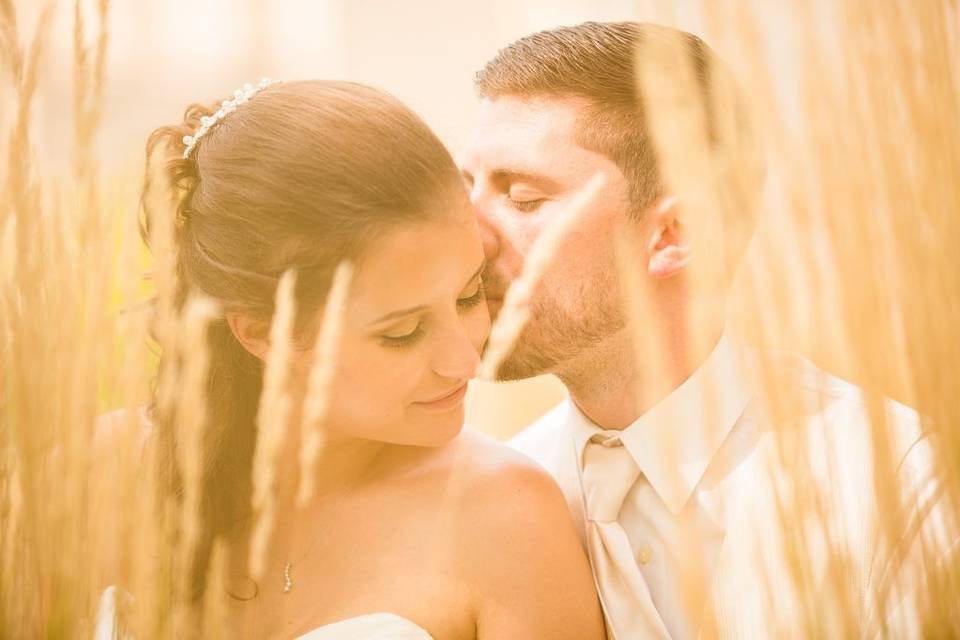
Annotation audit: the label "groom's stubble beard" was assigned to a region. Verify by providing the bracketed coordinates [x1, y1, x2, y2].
[487, 264, 627, 382]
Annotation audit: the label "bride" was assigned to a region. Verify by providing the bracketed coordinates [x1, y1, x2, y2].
[107, 79, 605, 639]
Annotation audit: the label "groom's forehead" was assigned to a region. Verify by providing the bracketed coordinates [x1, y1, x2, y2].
[474, 94, 584, 136]
[464, 95, 585, 168]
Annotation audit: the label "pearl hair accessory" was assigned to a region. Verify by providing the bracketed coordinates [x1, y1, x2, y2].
[181, 77, 280, 159]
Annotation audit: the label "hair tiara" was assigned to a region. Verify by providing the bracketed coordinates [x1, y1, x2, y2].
[182, 77, 281, 159]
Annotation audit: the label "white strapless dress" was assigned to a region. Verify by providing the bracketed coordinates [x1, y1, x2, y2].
[295, 613, 433, 639]
[95, 587, 434, 639]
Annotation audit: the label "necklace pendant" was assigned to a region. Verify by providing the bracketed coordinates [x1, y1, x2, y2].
[282, 562, 293, 593]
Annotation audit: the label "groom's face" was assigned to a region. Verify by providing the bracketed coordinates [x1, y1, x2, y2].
[461, 95, 632, 379]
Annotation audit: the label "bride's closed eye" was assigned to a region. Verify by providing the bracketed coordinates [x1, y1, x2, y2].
[457, 278, 486, 310]
[379, 278, 486, 349]
[379, 321, 426, 348]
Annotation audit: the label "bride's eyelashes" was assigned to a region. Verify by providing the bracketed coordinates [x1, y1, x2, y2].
[457, 279, 486, 310]
[380, 324, 426, 348]
[378, 280, 486, 349]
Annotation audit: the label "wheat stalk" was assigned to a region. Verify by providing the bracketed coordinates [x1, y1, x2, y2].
[248, 269, 297, 580]
[296, 261, 354, 506]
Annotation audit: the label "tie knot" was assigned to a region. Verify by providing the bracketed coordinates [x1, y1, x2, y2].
[589, 432, 623, 447]
[581, 437, 640, 522]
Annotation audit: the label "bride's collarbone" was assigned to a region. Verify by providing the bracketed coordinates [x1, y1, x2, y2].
[243, 541, 470, 640]
[238, 487, 473, 637]
[235, 435, 511, 638]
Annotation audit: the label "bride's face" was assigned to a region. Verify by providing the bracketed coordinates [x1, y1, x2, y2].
[297, 197, 490, 447]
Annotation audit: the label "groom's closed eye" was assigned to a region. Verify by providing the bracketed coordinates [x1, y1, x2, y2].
[507, 184, 548, 213]
[489, 170, 560, 214]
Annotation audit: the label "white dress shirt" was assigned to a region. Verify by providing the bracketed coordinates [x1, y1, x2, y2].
[569, 334, 753, 639]
[510, 334, 955, 639]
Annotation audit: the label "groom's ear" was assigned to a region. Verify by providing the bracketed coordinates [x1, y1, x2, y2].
[646, 195, 691, 280]
[226, 313, 271, 362]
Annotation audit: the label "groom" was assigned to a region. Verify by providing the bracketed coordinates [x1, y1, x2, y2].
[462, 21, 953, 639]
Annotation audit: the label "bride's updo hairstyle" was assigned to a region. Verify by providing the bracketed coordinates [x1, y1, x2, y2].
[141, 80, 463, 598]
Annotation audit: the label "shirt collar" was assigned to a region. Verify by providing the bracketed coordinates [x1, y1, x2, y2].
[568, 332, 754, 515]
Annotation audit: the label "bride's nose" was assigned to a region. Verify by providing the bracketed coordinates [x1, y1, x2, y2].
[431, 322, 482, 381]
[477, 210, 501, 262]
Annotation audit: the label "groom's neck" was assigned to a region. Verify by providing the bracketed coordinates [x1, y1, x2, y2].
[558, 324, 722, 431]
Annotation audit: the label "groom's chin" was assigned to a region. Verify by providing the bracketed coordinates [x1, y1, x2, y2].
[487, 346, 552, 383]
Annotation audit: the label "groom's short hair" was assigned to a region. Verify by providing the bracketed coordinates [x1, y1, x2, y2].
[476, 22, 756, 227]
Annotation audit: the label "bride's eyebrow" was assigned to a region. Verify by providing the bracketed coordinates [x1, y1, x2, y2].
[369, 304, 428, 326]
[367, 259, 488, 327]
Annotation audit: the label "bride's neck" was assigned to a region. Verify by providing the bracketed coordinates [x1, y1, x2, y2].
[277, 408, 391, 502]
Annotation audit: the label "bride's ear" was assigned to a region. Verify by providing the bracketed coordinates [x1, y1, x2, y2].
[646, 195, 691, 280]
[226, 312, 271, 362]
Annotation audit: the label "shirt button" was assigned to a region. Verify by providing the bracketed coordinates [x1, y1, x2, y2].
[637, 547, 652, 565]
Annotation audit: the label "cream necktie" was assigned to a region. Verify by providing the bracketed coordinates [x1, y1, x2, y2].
[582, 434, 670, 640]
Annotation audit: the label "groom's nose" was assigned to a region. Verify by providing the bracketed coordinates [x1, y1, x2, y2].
[466, 176, 503, 262]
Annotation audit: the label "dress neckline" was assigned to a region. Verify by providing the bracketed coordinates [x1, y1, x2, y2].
[294, 612, 433, 639]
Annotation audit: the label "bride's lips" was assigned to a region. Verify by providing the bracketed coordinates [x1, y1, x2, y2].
[413, 382, 469, 412]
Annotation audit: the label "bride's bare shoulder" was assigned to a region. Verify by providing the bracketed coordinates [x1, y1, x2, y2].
[444, 427, 557, 486]
[436, 429, 604, 638]
[435, 427, 571, 529]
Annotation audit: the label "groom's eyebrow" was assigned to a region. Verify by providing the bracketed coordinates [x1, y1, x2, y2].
[461, 165, 561, 192]
[490, 169, 562, 191]
[368, 260, 487, 326]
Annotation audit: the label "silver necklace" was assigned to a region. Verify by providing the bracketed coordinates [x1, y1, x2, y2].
[280, 489, 352, 594]
[280, 459, 376, 593]
[282, 538, 321, 594]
